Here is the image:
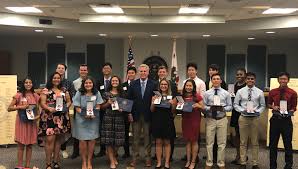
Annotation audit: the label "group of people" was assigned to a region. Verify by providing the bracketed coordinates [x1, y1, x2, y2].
[8, 61, 296, 169]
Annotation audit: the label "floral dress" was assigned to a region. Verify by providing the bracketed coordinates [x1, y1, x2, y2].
[38, 89, 71, 136]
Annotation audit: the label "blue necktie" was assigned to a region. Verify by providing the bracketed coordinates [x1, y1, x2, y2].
[248, 88, 252, 101]
[141, 81, 145, 98]
[105, 79, 110, 91]
[212, 89, 218, 118]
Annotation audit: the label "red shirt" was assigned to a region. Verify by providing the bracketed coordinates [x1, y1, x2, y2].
[268, 87, 297, 111]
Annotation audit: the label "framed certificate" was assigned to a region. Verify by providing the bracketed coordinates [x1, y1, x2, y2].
[247, 101, 254, 113]
[55, 96, 63, 111]
[117, 97, 133, 112]
[213, 95, 221, 106]
[280, 100, 288, 114]
[182, 101, 195, 113]
[111, 98, 119, 111]
[86, 101, 94, 116]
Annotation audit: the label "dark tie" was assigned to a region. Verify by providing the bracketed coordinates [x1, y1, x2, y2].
[248, 88, 252, 101]
[280, 88, 285, 100]
[105, 79, 110, 91]
[141, 81, 145, 98]
[212, 89, 219, 118]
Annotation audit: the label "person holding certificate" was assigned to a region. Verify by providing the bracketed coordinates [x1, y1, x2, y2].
[100, 76, 126, 169]
[181, 79, 204, 169]
[150, 78, 177, 169]
[38, 72, 72, 169]
[233, 72, 266, 169]
[8, 77, 40, 169]
[72, 76, 103, 169]
[268, 72, 297, 169]
[203, 73, 232, 169]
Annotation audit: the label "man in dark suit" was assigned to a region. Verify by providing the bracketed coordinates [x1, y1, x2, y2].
[95, 62, 112, 157]
[121, 66, 137, 159]
[152, 65, 177, 161]
[127, 64, 157, 167]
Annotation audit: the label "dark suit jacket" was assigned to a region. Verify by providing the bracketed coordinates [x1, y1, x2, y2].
[127, 78, 157, 122]
[205, 78, 227, 90]
[122, 81, 131, 98]
[96, 78, 111, 95]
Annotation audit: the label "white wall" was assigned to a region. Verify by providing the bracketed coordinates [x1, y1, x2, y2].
[123, 38, 187, 88]
[0, 36, 124, 81]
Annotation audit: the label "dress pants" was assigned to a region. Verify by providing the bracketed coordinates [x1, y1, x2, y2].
[269, 116, 293, 169]
[205, 117, 228, 167]
[123, 113, 130, 155]
[132, 113, 151, 161]
[238, 116, 259, 165]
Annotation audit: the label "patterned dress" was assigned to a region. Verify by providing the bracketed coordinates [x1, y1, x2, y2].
[38, 89, 71, 136]
[100, 93, 125, 146]
[14, 92, 40, 145]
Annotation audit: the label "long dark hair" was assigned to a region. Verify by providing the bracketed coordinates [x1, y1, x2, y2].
[46, 72, 62, 90]
[182, 79, 198, 102]
[19, 76, 35, 96]
[79, 76, 98, 95]
[107, 76, 124, 97]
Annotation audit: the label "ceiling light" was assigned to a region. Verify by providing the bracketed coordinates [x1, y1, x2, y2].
[266, 31, 275, 34]
[98, 33, 107, 36]
[150, 34, 159, 37]
[90, 5, 124, 14]
[263, 8, 298, 14]
[34, 29, 44, 32]
[179, 6, 210, 14]
[56, 35, 64, 39]
[202, 34, 210, 37]
[248, 37, 255, 40]
[6, 7, 42, 13]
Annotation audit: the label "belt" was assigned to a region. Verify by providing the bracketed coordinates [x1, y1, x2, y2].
[211, 116, 226, 120]
[272, 114, 291, 119]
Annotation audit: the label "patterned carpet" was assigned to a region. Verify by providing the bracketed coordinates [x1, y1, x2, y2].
[0, 142, 297, 169]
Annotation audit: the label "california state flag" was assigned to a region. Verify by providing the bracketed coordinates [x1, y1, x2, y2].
[171, 39, 179, 84]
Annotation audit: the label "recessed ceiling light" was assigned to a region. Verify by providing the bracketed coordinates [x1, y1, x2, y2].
[263, 8, 298, 14]
[34, 29, 44, 32]
[56, 35, 64, 39]
[179, 5, 210, 14]
[202, 34, 210, 37]
[6, 7, 42, 13]
[90, 5, 124, 14]
[248, 37, 255, 40]
[98, 33, 107, 36]
[266, 31, 275, 34]
[150, 34, 159, 37]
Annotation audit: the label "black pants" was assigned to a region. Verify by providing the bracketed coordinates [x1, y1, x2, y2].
[269, 116, 293, 169]
[99, 110, 106, 153]
[123, 114, 130, 155]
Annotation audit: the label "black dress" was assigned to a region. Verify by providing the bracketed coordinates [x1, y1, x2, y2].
[230, 82, 246, 128]
[151, 103, 175, 140]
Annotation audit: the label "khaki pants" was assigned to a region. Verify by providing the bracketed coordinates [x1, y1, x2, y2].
[205, 117, 228, 167]
[239, 116, 259, 165]
[132, 113, 151, 161]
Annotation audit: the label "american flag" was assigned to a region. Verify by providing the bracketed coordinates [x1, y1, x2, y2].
[127, 47, 135, 68]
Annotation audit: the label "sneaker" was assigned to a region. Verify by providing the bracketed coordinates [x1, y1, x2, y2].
[61, 150, 69, 159]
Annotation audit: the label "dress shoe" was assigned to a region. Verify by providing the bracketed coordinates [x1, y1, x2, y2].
[239, 165, 246, 169]
[145, 159, 152, 167]
[252, 165, 260, 169]
[70, 152, 79, 159]
[231, 159, 241, 165]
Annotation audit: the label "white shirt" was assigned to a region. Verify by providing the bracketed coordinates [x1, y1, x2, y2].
[183, 76, 206, 97]
[73, 77, 83, 91]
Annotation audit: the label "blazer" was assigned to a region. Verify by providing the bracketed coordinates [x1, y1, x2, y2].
[96, 77, 111, 95]
[127, 78, 157, 122]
